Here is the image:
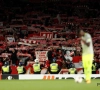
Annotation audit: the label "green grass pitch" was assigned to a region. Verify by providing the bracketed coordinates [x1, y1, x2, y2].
[0, 79, 100, 90]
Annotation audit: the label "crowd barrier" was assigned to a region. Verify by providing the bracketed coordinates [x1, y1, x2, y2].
[0, 74, 100, 80]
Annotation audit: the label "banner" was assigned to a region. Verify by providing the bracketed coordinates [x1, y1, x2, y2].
[1, 74, 100, 80]
[40, 32, 53, 39]
[73, 56, 82, 69]
[2, 75, 19, 80]
[62, 46, 76, 50]
[17, 52, 31, 57]
[35, 51, 48, 61]
[18, 42, 37, 46]
[20, 39, 37, 44]
[0, 53, 11, 57]
[19, 74, 100, 80]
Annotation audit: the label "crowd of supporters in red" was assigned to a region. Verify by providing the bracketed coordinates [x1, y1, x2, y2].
[0, 0, 100, 74]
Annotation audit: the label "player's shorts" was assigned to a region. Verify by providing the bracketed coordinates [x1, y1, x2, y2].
[82, 54, 93, 68]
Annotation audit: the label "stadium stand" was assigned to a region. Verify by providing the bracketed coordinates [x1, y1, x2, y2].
[0, 0, 100, 74]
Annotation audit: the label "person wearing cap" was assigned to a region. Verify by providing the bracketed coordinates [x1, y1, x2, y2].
[17, 62, 26, 74]
[49, 58, 60, 74]
[2, 62, 12, 74]
[68, 64, 77, 74]
[33, 59, 41, 74]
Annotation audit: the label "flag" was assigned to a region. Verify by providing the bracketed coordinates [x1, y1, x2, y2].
[72, 56, 83, 69]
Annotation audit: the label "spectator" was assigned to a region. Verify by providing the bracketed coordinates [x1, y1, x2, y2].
[92, 59, 97, 74]
[56, 49, 63, 67]
[56, 55, 63, 68]
[52, 48, 57, 57]
[2, 62, 12, 74]
[10, 49, 17, 65]
[48, 58, 61, 74]
[33, 59, 41, 74]
[18, 56, 29, 66]
[17, 50, 29, 66]
[64, 51, 72, 61]
[17, 62, 26, 74]
[96, 60, 100, 70]
[68, 64, 77, 74]
[64, 51, 73, 69]
[1, 57, 9, 65]
[76, 45, 81, 56]
[47, 47, 53, 63]
[57, 49, 63, 58]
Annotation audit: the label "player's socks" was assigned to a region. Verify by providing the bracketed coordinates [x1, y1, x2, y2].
[86, 68, 92, 83]
[84, 68, 88, 82]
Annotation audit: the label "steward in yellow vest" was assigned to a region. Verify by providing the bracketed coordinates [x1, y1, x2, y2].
[33, 59, 41, 74]
[68, 64, 77, 74]
[92, 61, 97, 74]
[17, 63, 26, 74]
[2, 62, 12, 74]
[49, 58, 60, 74]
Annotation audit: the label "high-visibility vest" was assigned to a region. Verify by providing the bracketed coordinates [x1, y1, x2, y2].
[69, 68, 76, 74]
[92, 64, 96, 71]
[17, 66, 24, 74]
[33, 64, 40, 72]
[2, 66, 9, 72]
[50, 63, 58, 72]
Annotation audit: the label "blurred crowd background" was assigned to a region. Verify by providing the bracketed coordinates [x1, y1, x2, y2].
[0, 0, 100, 74]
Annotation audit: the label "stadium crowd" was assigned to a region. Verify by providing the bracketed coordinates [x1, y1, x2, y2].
[0, 0, 100, 74]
